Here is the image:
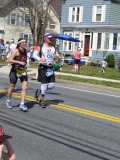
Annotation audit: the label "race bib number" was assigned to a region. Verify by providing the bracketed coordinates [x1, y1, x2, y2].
[16, 69, 26, 78]
[46, 53, 54, 65]
[46, 69, 54, 77]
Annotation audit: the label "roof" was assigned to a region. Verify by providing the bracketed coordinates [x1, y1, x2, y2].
[51, 0, 62, 17]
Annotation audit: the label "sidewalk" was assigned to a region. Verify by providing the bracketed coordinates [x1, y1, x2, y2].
[0, 65, 37, 75]
[0, 65, 120, 83]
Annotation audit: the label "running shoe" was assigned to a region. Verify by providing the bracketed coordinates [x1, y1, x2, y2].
[6, 100, 12, 109]
[39, 100, 46, 108]
[19, 104, 28, 112]
[35, 89, 41, 101]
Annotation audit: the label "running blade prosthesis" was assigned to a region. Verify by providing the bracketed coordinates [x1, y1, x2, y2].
[39, 99, 46, 108]
[35, 89, 41, 101]
[35, 89, 46, 108]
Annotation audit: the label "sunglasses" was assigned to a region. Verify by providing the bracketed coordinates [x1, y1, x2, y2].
[47, 37, 53, 40]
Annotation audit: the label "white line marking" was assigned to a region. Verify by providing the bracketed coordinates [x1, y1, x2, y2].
[0, 75, 120, 98]
[55, 85, 120, 98]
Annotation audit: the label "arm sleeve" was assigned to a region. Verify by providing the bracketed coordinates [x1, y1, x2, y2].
[32, 50, 40, 61]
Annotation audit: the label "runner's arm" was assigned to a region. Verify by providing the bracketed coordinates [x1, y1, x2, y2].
[0, 143, 4, 158]
[32, 46, 41, 61]
[8, 49, 25, 66]
[53, 51, 59, 59]
[32, 46, 46, 62]
[3, 141, 16, 160]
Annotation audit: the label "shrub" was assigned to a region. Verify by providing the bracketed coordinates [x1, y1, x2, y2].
[106, 54, 115, 68]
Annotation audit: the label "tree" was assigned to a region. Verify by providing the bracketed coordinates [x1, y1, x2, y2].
[17, 0, 59, 44]
[106, 54, 115, 68]
[0, 0, 61, 44]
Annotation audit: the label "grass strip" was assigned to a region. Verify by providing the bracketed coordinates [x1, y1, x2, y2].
[56, 75, 120, 88]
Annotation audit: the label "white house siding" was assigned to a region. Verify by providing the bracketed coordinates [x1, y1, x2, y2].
[109, 3, 120, 25]
[0, 17, 5, 39]
[0, 6, 60, 45]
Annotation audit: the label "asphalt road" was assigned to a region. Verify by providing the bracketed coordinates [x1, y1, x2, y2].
[0, 74, 120, 160]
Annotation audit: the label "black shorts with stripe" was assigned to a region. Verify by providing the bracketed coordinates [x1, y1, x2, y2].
[9, 69, 28, 84]
[38, 67, 55, 84]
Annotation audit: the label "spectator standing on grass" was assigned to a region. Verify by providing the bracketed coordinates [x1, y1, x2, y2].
[0, 125, 16, 160]
[72, 47, 82, 71]
[100, 59, 107, 73]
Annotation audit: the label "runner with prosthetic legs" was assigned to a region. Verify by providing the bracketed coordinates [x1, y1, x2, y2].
[32, 33, 59, 108]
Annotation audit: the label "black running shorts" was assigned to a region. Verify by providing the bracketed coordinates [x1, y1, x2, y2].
[9, 70, 28, 84]
[74, 59, 80, 64]
[38, 67, 55, 84]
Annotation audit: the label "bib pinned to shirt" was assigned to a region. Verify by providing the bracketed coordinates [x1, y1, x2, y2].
[46, 69, 53, 77]
[16, 69, 27, 78]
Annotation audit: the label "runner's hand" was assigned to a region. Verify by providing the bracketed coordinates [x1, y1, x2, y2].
[19, 62, 26, 66]
[40, 58, 46, 62]
[53, 54, 58, 59]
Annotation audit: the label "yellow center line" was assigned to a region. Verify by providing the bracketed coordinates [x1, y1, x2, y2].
[1, 89, 120, 123]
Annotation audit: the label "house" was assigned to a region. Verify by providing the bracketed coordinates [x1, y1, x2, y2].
[60, 0, 120, 62]
[0, 0, 62, 44]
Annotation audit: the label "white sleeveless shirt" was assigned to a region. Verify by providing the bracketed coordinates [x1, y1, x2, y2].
[41, 45, 55, 66]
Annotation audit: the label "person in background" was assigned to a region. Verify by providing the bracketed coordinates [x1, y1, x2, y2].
[100, 58, 107, 73]
[9, 40, 16, 55]
[72, 47, 82, 72]
[27, 43, 33, 59]
[6, 38, 28, 112]
[0, 125, 16, 160]
[7, 40, 16, 67]
[31, 43, 39, 80]
[0, 39, 4, 61]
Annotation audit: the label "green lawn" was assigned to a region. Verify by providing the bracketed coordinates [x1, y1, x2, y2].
[1, 60, 120, 88]
[61, 64, 120, 80]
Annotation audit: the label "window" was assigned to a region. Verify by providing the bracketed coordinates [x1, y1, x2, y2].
[104, 33, 109, 50]
[7, 13, 19, 26]
[68, 6, 83, 22]
[92, 5, 106, 22]
[24, 34, 28, 41]
[21, 14, 30, 26]
[11, 14, 16, 25]
[113, 33, 117, 50]
[74, 33, 80, 50]
[20, 33, 32, 43]
[50, 25, 55, 30]
[97, 33, 102, 49]
[17, 0, 25, 7]
[25, 15, 29, 26]
[63, 32, 73, 51]
[96, 6, 102, 21]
